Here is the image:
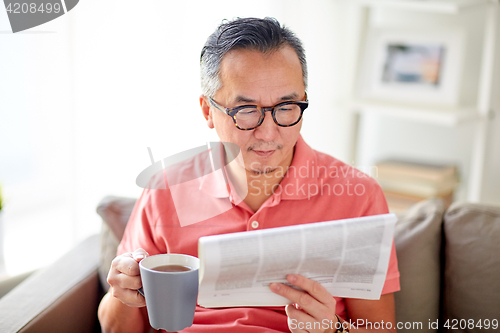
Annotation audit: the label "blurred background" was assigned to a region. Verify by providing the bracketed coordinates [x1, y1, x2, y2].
[1, 0, 499, 277]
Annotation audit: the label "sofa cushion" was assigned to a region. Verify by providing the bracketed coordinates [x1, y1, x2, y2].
[96, 196, 137, 291]
[393, 198, 445, 332]
[96, 196, 137, 240]
[443, 202, 500, 331]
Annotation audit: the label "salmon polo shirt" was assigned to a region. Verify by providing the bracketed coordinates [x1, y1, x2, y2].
[118, 135, 400, 332]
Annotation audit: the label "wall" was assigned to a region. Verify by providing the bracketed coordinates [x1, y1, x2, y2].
[483, 8, 500, 205]
[0, 11, 74, 274]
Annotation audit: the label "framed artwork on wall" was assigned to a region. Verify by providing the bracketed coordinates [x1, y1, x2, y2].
[358, 28, 465, 106]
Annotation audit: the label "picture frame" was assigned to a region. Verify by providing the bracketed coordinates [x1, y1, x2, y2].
[358, 28, 465, 106]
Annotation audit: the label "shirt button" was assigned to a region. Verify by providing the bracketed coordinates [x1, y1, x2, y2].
[251, 221, 259, 229]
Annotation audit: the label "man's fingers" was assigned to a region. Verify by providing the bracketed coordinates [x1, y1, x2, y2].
[111, 249, 149, 276]
[286, 303, 313, 327]
[270, 275, 336, 323]
[116, 273, 143, 291]
[287, 274, 335, 307]
[113, 255, 141, 276]
[286, 304, 326, 333]
[106, 249, 148, 308]
[111, 287, 146, 308]
[132, 248, 149, 262]
[270, 282, 315, 307]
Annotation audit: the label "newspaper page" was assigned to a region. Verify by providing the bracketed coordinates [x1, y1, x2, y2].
[198, 213, 397, 308]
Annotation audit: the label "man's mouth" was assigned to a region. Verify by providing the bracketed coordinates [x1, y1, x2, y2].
[252, 150, 275, 157]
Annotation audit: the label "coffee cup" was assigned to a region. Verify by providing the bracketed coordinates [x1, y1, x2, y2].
[139, 253, 200, 332]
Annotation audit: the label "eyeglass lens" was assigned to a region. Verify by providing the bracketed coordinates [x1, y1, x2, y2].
[235, 104, 302, 129]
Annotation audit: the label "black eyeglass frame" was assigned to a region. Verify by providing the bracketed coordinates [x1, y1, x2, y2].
[208, 94, 309, 131]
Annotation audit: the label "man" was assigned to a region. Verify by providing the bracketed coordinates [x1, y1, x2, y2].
[98, 17, 399, 333]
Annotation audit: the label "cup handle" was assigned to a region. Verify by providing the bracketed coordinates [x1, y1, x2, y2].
[137, 287, 145, 297]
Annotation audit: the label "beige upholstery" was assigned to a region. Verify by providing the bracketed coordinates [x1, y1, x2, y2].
[443, 202, 500, 331]
[96, 196, 136, 241]
[96, 196, 137, 292]
[393, 199, 445, 332]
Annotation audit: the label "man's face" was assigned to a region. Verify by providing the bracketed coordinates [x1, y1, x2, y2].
[201, 46, 305, 175]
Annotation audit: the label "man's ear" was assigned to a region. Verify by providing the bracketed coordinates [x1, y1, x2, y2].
[200, 95, 214, 129]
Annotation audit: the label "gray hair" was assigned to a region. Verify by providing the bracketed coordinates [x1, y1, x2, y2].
[200, 17, 308, 98]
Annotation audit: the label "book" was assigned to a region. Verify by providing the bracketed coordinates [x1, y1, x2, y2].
[375, 160, 459, 201]
[375, 160, 457, 184]
[377, 178, 457, 197]
[197, 213, 397, 308]
[384, 191, 453, 213]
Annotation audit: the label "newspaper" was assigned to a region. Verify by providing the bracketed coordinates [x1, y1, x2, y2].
[197, 213, 397, 308]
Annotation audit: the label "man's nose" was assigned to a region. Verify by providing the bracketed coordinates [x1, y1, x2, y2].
[253, 111, 278, 141]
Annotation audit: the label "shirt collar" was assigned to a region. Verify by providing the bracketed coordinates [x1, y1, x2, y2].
[198, 144, 233, 199]
[275, 135, 319, 200]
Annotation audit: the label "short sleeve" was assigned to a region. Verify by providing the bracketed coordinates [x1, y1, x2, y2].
[361, 181, 401, 295]
[117, 188, 163, 256]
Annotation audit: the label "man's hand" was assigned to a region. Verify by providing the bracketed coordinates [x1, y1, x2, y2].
[107, 248, 149, 308]
[270, 274, 338, 333]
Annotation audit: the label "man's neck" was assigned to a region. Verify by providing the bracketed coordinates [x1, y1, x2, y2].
[245, 170, 286, 212]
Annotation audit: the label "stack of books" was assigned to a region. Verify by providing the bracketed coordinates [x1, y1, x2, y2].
[375, 160, 459, 213]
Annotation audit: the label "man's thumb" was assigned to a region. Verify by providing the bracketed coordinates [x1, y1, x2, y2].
[132, 248, 149, 262]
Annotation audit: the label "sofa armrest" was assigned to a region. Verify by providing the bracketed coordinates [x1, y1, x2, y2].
[0, 270, 36, 299]
[0, 235, 101, 333]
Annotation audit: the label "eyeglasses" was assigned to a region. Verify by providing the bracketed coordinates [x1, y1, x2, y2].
[208, 95, 308, 131]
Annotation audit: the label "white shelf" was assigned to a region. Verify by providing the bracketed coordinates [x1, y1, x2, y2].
[356, 0, 491, 14]
[350, 100, 481, 126]
[348, 0, 498, 202]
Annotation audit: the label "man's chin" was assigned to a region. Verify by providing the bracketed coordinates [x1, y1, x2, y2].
[246, 163, 283, 175]
[249, 167, 277, 175]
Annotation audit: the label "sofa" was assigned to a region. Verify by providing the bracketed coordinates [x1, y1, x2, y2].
[0, 197, 498, 333]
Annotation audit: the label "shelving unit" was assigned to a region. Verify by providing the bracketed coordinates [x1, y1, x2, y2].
[356, 0, 490, 14]
[350, 100, 481, 127]
[348, 0, 498, 202]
